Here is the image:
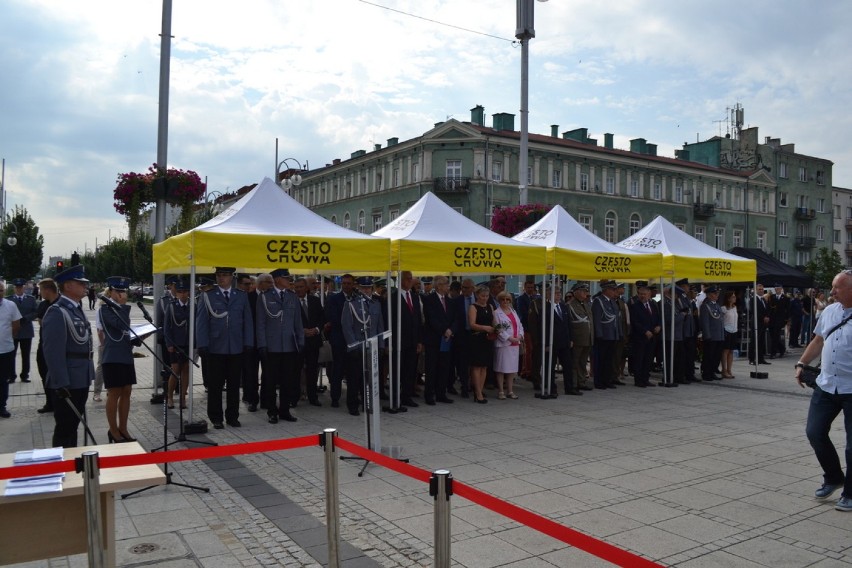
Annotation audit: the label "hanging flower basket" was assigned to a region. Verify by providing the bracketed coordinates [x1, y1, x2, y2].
[490, 203, 551, 237]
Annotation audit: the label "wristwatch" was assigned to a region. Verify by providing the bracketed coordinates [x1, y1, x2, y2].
[795, 362, 806, 369]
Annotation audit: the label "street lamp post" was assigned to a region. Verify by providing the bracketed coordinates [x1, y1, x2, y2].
[516, 0, 547, 206]
[274, 138, 305, 196]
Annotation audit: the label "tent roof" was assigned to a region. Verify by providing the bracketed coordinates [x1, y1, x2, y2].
[372, 192, 546, 274]
[511, 205, 663, 279]
[153, 177, 390, 273]
[616, 216, 756, 282]
[728, 247, 814, 289]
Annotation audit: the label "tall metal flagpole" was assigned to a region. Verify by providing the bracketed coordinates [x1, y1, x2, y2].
[152, 0, 173, 402]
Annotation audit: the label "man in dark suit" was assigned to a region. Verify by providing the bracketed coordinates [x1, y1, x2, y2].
[749, 283, 771, 364]
[294, 277, 325, 407]
[451, 278, 475, 398]
[515, 279, 538, 380]
[389, 271, 422, 410]
[422, 275, 455, 405]
[325, 273, 355, 409]
[542, 285, 576, 397]
[767, 284, 790, 358]
[9, 278, 38, 383]
[629, 284, 660, 387]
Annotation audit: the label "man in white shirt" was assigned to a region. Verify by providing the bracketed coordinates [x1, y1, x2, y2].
[0, 283, 22, 417]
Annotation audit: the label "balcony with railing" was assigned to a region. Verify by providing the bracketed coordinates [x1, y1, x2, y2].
[846, 242, 852, 253]
[793, 207, 816, 220]
[845, 218, 852, 230]
[795, 236, 817, 248]
[433, 177, 471, 193]
[693, 203, 716, 218]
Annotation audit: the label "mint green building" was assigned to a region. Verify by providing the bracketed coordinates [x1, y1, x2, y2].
[294, 106, 786, 267]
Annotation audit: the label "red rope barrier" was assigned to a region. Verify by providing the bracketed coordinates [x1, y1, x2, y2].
[0, 435, 317, 481]
[334, 436, 663, 568]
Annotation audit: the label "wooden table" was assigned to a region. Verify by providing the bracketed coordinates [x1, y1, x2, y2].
[0, 442, 166, 567]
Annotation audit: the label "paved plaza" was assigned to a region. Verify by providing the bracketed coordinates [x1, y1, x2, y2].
[2, 306, 852, 567]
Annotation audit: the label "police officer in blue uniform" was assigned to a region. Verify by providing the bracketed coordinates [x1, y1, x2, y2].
[164, 278, 192, 409]
[10, 278, 38, 383]
[700, 285, 725, 381]
[256, 268, 302, 424]
[592, 280, 623, 389]
[100, 276, 140, 443]
[195, 267, 254, 429]
[42, 265, 95, 447]
[341, 276, 385, 416]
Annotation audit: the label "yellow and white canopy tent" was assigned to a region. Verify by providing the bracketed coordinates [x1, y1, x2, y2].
[616, 215, 756, 283]
[372, 191, 548, 408]
[512, 204, 663, 280]
[153, 177, 391, 274]
[616, 215, 757, 385]
[151, 177, 391, 422]
[372, 192, 547, 275]
[511, 205, 664, 396]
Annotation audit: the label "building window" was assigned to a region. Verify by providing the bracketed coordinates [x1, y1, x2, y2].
[580, 173, 589, 192]
[552, 169, 562, 189]
[732, 229, 743, 248]
[834, 204, 841, 219]
[372, 213, 382, 231]
[492, 161, 502, 182]
[848, 206, 852, 220]
[816, 170, 825, 185]
[343, 212, 351, 229]
[817, 225, 825, 241]
[360, 175, 367, 194]
[778, 250, 788, 263]
[761, 197, 768, 213]
[779, 162, 788, 178]
[604, 212, 616, 243]
[652, 183, 661, 201]
[392, 168, 400, 188]
[357, 210, 365, 233]
[330, 214, 337, 225]
[446, 160, 462, 179]
[779, 221, 788, 237]
[757, 230, 767, 250]
[412, 163, 420, 183]
[578, 213, 593, 232]
[798, 166, 807, 182]
[629, 179, 639, 198]
[527, 166, 533, 185]
[389, 209, 399, 221]
[675, 223, 686, 232]
[817, 198, 825, 213]
[714, 227, 725, 249]
[835, 229, 841, 244]
[797, 251, 811, 265]
[694, 226, 705, 243]
[797, 194, 808, 209]
[674, 184, 683, 203]
[606, 177, 615, 195]
[779, 192, 788, 207]
[346, 181, 353, 198]
[629, 214, 641, 236]
[376, 174, 383, 191]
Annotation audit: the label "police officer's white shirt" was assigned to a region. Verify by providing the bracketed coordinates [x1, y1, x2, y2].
[814, 302, 852, 394]
[0, 299, 22, 353]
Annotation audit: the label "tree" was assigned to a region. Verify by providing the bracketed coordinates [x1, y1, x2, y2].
[805, 247, 844, 290]
[78, 235, 153, 284]
[0, 206, 44, 280]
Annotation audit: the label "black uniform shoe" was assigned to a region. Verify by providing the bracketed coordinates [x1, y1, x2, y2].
[436, 397, 454, 403]
[401, 398, 419, 407]
[213, 422, 224, 429]
[446, 386, 459, 395]
[37, 405, 53, 414]
[268, 415, 279, 424]
[349, 408, 360, 416]
[280, 412, 297, 422]
[309, 399, 322, 407]
[247, 404, 258, 412]
[226, 419, 241, 427]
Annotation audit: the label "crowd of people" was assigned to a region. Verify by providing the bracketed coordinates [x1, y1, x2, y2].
[2, 263, 842, 449]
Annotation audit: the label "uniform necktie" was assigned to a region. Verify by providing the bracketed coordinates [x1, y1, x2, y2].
[223, 290, 229, 303]
[280, 290, 285, 303]
[645, 302, 651, 314]
[406, 290, 413, 312]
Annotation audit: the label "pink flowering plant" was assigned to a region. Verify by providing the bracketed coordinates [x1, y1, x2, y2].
[490, 203, 551, 237]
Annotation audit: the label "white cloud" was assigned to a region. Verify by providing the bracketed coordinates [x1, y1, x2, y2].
[2, 0, 852, 259]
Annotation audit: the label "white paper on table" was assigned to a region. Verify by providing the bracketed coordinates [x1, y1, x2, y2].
[13, 447, 64, 464]
[4, 481, 63, 496]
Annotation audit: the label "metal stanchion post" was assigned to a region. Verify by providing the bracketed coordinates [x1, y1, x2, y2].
[77, 451, 105, 568]
[430, 469, 453, 568]
[321, 428, 341, 568]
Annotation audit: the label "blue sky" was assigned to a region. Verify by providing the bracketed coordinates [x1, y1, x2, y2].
[2, 0, 851, 258]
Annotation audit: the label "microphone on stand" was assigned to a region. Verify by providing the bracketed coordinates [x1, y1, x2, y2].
[98, 294, 122, 311]
[136, 301, 155, 324]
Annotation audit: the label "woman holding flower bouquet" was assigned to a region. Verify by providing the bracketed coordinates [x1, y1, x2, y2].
[494, 291, 524, 399]
[468, 285, 496, 403]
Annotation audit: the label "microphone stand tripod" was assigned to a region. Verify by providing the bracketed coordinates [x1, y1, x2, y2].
[57, 388, 98, 445]
[94, 300, 212, 499]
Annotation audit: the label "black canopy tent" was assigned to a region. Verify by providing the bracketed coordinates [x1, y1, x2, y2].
[728, 247, 814, 290]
